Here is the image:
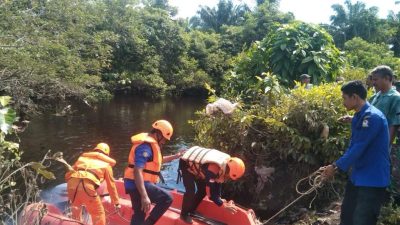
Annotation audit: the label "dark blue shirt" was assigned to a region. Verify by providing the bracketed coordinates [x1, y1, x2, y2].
[336, 102, 390, 187]
[124, 143, 153, 192]
[201, 164, 223, 206]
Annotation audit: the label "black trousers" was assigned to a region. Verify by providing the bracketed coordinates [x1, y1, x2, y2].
[179, 159, 207, 216]
[340, 181, 386, 225]
[128, 182, 172, 225]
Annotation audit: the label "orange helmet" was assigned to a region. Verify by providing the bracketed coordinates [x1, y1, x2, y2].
[94, 143, 110, 155]
[152, 120, 173, 140]
[227, 157, 245, 180]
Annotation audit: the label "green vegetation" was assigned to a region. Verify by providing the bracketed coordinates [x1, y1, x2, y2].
[0, 96, 58, 224]
[1, 0, 400, 115]
[192, 82, 349, 212]
[344, 37, 400, 72]
[225, 22, 344, 98]
[2, 0, 400, 223]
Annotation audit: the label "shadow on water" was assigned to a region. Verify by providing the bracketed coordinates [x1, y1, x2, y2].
[20, 95, 206, 190]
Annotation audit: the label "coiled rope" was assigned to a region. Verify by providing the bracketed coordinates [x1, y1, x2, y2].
[261, 169, 327, 225]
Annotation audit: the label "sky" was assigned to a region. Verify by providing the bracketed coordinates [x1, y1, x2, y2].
[169, 0, 400, 24]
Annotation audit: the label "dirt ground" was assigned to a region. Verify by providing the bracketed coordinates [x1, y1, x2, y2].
[258, 201, 342, 225]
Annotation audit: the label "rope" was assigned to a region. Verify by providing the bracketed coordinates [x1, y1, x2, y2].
[261, 169, 326, 225]
[105, 208, 131, 224]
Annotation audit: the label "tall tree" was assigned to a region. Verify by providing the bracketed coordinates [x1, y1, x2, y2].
[387, 9, 400, 56]
[344, 37, 400, 72]
[189, 0, 249, 32]
[329, 0, 382, 47]
[239, 0, 293, 46]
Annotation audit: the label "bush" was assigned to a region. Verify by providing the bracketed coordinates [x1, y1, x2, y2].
[379, 202, 400, 225]
[191, 82, 350, 214]
[0, 96, 56, 224]
[224, 22, 345, 98]
[344, 37, 400, 73]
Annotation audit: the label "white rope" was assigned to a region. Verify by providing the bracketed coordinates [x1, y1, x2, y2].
[261, 169, 326, 224]
[105, 208, 131, 224]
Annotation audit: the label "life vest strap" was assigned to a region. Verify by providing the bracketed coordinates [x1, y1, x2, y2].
[77, 168, 101, 182]
[188, 148, 213, 177]
[128, 164, 165, 183]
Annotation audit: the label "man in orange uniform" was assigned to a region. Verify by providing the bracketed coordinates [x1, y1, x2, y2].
[65, 143, 120, 225]
[124, 120, 183, 225]
[179, 146, 246, 224]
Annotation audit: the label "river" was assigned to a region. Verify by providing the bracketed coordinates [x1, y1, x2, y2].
[20, 95, 206, 190]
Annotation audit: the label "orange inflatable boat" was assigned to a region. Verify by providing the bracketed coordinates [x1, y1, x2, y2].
[20, 179, 260, 225]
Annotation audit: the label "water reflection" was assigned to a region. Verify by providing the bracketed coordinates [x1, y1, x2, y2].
[20, 95, 206, 190]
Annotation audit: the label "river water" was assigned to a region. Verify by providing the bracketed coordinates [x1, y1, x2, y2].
[20, 95, 206, 190]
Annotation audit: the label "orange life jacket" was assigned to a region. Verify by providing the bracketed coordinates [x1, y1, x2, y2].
[181, 146, 230, 183]
[65, 152, 116, 187]
[123, 133, 162, 183]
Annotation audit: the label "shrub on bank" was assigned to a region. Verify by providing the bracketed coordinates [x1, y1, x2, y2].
[0, 96, 56, 224]
[191, 82, 349, 215]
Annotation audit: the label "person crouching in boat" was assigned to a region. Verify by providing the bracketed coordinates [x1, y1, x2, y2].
[179, 146, 246, 224]
[124, 120, 184, 225]
[65, 143, 120, 225]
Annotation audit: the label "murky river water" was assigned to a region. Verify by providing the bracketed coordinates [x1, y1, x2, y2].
[20, 95, 206, 190]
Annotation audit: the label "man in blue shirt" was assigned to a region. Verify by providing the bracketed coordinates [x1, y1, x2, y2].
[322, 80, 390, 225]
[123, 120, 184, 225]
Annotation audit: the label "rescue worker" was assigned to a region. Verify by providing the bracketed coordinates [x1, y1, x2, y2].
[65, 143, 120, 225]
[124, 119, 183, 225]
[179, 146, 245, 224]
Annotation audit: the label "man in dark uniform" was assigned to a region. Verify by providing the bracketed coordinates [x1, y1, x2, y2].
[322, 80, 390, 225]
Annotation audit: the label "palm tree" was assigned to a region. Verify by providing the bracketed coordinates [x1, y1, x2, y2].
[189, 0, 249, 32]
[330, 0, 380, 46]
[387, 3, 400, 56]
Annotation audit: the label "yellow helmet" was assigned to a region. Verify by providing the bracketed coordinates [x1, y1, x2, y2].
[227, 157, 245, 180]
[152, 120, 173, 140]
[94, 143, 110, 155]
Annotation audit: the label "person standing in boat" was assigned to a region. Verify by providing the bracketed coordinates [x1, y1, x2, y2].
[65, 143, 120, 225]
[124, 119, 184, 225]
[178, 146, 246, 224]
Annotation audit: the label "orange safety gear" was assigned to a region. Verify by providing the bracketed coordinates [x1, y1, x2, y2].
[94, 143, 110, 155]
[65, 149, 119, 225]
[67, 178, 105, 225]
[181, 146, 230, 183]
[65, 152, 116, 187]
[152, 120, 173, 140]
[227, 157, 245, 180]
[124, 133, 162, 183]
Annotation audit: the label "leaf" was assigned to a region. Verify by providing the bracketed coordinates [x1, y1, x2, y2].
[280, 44, 287, 51]
[39, 169, 56, 180]
[30, 162, 46, 170]
[0, 96, 12, 107]
[0, 107, 17, 134]
[301, 56, 313, 64]
[30, 162, 56, 180]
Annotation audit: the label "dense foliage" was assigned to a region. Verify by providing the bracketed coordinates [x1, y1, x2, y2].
[2, 0, 400, 222]
[0, 96, 57, 224]
[327, 0, 384, 48]
[1, 0, 400, 116]
[224, 22, 345, 99]
[344, 37, 400, 73]
[192, 82, 349, 213]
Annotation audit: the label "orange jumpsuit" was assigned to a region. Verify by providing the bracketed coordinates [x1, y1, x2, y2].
[65, 152, 119, 225]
